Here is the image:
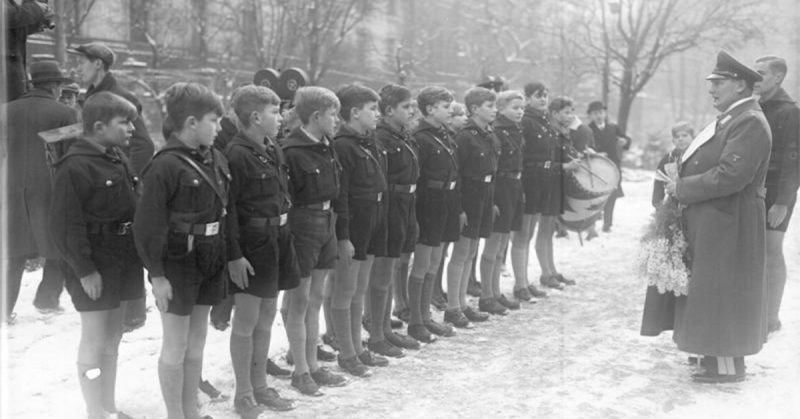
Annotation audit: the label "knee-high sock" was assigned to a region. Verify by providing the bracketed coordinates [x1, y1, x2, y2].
[158, 361, 184, 419]
[421, 273, 436, 323]
[369, 286, 388, 343]
[394, 260, 409, 310]
[479, 255, 495, 298]
[230, 334, 254, 399]
[100, 354, 119, 413]
[77, 362, 104, 419]
[407, 275, 425, 326]
[251, 328, 270, 393]
[331, 308, 355, 358]
[351, 298, 366, 355]
[182, 357, 204, 419]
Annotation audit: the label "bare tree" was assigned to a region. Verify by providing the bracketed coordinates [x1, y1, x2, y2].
[571, 0, 764, 132]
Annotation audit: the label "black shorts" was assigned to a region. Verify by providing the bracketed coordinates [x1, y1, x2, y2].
[460, 178, 495, 239]
[765, 186, 797, 232]
[416, 186, 461, 246]
[162, 233, 227, 316]
[375, 191, 418, 258]
[231, 224, 301, 299]
[522, 169, 564, 216]
[493, 176, 523, 233]
[289, 208, 338, 277]
[348, 199, 387, 261]
[65, 234, 144, 312]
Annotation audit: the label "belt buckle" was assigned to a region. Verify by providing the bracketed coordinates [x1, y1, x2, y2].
[280, 213, 288, 226]
[322, 200, 330, 210]
[205, 222, 220, 236]
[447, 181, 456, 190]
[377, 192, 383, 202]
[409, 184, 416, 193]
[117, 222, 132, 235]
[484, 174, 492, 183]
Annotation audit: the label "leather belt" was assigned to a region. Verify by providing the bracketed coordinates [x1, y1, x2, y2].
[389, 184, 416, 194]
[426, 180, 457, 190]
[352, 192, 383, 202]
[171, 221, 220, 236]
[245, 213, 288, 228]
[87, 221, 132, 236]
[497, 171, 522, 180]
[295, 200, 331, 210]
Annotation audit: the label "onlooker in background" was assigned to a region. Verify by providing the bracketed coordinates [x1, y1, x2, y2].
[71, 42, 155, 332]
[59, 82, 82, 114]
[651, 122, 693, 208]
[587, 101, 630, 233]
[753, 55, 800, 334]
[2, 60, 77, 322]
[3, 0, 53, 102]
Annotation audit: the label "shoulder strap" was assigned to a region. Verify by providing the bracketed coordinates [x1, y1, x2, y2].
[168, 150, 228, 206]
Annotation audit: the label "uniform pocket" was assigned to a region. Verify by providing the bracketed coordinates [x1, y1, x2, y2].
[174, 174, 206, 212]
[245, 169, 278, 200]
[92, 173, 125, 208]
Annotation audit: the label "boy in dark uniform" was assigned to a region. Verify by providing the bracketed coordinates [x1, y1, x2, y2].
[133, 82, 227, 419]
[282, 86, 347, 396]
[406, 86, 459, 342]
[367, 84, 422, 357]
[479, 90, 526, 314]
[444, 87, 499, 327]
[225, 85, 299, 416]
[330, 84, 389, 376]
[50, 92, 143, 419]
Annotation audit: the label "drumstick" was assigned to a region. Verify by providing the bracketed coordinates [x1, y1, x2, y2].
[576, 162, 609, 185]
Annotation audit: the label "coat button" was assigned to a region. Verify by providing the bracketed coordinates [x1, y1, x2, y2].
[105, 180, 113, 186]
[261, 173, 266, 179]
[193, 179, 200, 185]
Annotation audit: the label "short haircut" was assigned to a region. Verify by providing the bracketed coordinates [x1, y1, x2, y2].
[378, 84, 412, 115]
[548, 96, 574, 113]
[337, 84, 380, 121]
[524, 82, 548, 98]
[293, 86, 340, 124]
[464, 87, 496, 115]
[417, 86, 454, 116]
[450, 102, 466, 117]
[230, 85, 281, 128]
[496, 90, 525, 110]
[671, 121, 694, 138]
[756, 56, 788, 77]
[82, 91, 138, 134]
[163, 82, 223, 130]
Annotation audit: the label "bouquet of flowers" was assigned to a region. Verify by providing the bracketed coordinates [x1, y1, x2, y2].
[636, 162, 692, 296]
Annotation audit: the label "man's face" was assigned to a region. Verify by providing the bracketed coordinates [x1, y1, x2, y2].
[315, 107, 339, 138]
[552, 106, 575, 128]
[59, 93, 77, 107]
[754, 62, 781, 97]
[527, 90, 548, 112]
[589, 109, 606, 125]
[472, 100, 497, 125]
[97, 116, 135, 147]
[709, 78, 744, 111]
[500, 98, 525, 123]
[254, 104, 282, 140]
[194, 112, 221, 147]
[76, 55, 101, 85]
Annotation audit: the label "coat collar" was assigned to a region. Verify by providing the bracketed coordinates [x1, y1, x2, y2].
[21, 88, 56, 100]
[335, 124, 373, 147]
[377, 119, 407, 140]
[493, 114, 518, 129]
[283, 126, 330, 149]
[681, 99, 760, 162]
[86, 72, 117, 97]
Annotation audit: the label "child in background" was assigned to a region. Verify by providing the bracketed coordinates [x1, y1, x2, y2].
[652, 121, 693, 207]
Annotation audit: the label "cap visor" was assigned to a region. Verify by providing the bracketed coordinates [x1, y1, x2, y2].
[705, 73, 728, 80]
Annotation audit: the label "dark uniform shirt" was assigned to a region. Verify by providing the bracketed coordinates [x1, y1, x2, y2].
[492, 114, 524, 173]
[455, 119, 500, 180]
[375, 120, 419, 186]
[413, 119, 459, 185]
[225, 133, 291, 261]
[133, 135, 230, 277]
[521, 106, 567, 171]
[50, 139, 139, 278]
[282, 127, 341, 207]
[332, 125, 388, 241]
[761, 88, 800, 205]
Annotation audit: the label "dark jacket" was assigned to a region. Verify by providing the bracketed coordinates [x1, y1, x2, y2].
[49, 140, 139, 278]
[282, 127, 341, 207]
[456, 119, 500, 180]
[589, 120, 630, 166]
[375, 120, 419, 186]
[651, 149, 683, 207]
[225, 133, 291, 261]
[674, 98, 771, 356]
[4, 0, 46, 102]
[413, 119, 459, 185]
[213, 116, 239, 153]
[521, 106, 567, 172]
[2, 88, 78, 258]
[760, 88, 800, 205]
[492, 114, 524, 173]
[332, 125, 388, 241]
[570, 123, 595, 152]
[85, 72, 155, 175]
[133, 136, 230, 277]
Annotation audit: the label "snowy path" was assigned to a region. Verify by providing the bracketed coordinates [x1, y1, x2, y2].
[4, 173, 800, 419]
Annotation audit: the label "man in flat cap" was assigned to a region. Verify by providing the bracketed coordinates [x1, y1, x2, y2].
[665, 51, 772, 383]
[2, 60, 77, 321]
[753, 56, 800, 335]
[71, 42, 154, 331]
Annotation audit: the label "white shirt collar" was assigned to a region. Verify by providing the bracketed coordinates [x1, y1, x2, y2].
[301, 127, 322, 144]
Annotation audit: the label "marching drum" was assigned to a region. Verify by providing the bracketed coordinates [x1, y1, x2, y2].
[559, 154, 621, 231]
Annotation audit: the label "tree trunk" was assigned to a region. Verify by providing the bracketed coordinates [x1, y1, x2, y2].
[617, 93, 635, 135]
[54, 0, 67, 64]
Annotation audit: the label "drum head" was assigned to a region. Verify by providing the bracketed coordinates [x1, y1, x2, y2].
[253, 68, 280, 90]
[277, 68, 309, 101]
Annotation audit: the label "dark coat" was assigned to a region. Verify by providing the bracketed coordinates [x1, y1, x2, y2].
[673, 98, 771, 357]
[589, 120, 629, 197]
[3, 0, 46, 102]
[761, 88, 800, 205]
[2, 89, 78, 258]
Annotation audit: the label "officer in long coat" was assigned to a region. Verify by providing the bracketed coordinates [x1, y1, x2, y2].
[667, 51, 772, 383]
[2, 60, 77, 319]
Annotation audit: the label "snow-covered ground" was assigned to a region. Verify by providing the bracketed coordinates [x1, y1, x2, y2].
[3, 172, 799, 419]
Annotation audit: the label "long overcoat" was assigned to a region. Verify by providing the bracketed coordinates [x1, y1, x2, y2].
[2, 89, 77, 259]
[673, 98, 771, 357]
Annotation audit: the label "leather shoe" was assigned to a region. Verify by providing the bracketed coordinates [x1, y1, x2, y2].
[444, 308, 471, 328]
[385, 331, 421, 349]
[253, 387, 296, 411]
[497, 294, 520, 310]
[527, 285, 548, 298]
[310, 366, 348, 387]
[425, 319, 455, 337]
[463, 306, 489, 322]
[554, 273, 576, 286]
[368, 340, 404, 358]
[234, 395, 269, 418]
[513, 287, 532, 302]
[478, 297, 508, 315]
[408, 323, 437, 343]
[267, 359, 291, 377]
[337, 355, 371, 377]
[540, 275, 564, 290]
[290, 372, 323, 396]
[358, 350, 389, 367]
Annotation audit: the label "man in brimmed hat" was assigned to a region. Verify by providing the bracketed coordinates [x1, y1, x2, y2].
[665, 51, 772, 384]
[71, 42, 155, 332]
[2, 60, 78, 322]
[587, 100, 630, 234]
[59, 82, 82, 111]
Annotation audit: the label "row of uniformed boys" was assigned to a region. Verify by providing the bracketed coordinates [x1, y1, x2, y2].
[53, 78, 578, 419]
